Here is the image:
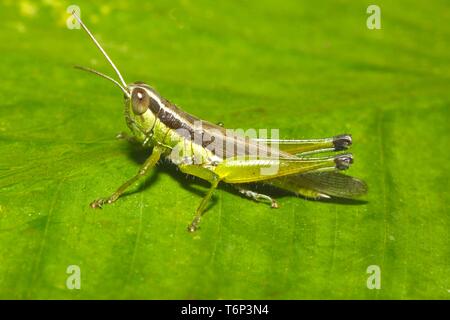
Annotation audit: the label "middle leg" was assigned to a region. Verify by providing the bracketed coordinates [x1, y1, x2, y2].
[178, 164, 222, 232]
[187, 177, 220, 233]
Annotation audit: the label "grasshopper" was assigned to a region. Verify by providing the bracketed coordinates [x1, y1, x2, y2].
[72, 13, 367, 232]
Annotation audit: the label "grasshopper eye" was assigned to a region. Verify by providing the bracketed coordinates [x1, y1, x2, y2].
[131, 88, 150, 115]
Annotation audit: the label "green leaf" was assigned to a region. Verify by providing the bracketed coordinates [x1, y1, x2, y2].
[0, 1, 448, 299]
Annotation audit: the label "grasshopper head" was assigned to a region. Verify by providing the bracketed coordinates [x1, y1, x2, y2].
[71, 12, 161, 144]
[124, 82, 162, 143]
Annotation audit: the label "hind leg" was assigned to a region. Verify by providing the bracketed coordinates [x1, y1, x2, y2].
[233, 185, 279, 208]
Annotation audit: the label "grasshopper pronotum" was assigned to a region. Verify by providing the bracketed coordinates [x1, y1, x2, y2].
[72, 13, 367, 232]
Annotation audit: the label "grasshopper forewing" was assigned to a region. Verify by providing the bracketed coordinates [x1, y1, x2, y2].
[71, 12, 367, 232]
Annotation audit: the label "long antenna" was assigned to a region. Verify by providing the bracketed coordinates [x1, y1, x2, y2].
[71, 11, 128, 89]
[74, 65, 130, 97]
